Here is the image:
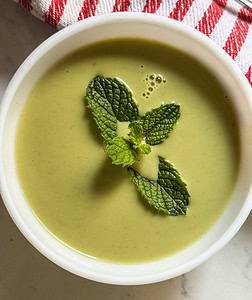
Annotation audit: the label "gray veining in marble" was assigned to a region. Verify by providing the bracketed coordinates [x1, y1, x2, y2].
[1, 1, 252, 299]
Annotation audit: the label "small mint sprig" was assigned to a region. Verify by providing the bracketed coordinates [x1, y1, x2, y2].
[85, 75, 190, 215]
[86, 75, 152, 166]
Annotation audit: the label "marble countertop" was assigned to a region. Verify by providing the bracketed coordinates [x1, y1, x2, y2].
[1, 2, 252, 299]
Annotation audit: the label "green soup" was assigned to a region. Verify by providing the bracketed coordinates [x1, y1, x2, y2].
[16, 39, 239, 263]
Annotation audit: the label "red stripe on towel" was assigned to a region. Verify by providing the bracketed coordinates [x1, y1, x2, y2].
[196, 0, 227, 36]
[169, 0, 195, 21]
[78, 0, 99, 20]
[113, 0, 131, 12]
[143, 0, 162, 13]
[223, 7, 252, 59]
[44, 0, 68, 27]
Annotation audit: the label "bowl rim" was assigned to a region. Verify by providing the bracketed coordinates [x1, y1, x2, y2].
[1, 12, 252, 285]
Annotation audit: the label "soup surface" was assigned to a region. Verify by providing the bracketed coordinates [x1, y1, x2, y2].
[16, 39, 239, 262]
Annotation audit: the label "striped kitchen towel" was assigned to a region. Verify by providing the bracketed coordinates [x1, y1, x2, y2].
[15, 0, 252, 85]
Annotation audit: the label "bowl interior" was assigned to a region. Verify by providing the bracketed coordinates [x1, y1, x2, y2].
[1, 14, 252, 285]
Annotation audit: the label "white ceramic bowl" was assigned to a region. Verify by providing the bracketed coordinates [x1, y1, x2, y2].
[0, 13, 252, 285]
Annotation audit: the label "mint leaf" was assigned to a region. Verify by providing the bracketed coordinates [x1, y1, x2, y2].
[157, 156, 189, 208]
[128, 121, 151, 155]
[141, 103, 180, 145]
[87, 75, 139, 122]
[137, 143, 151, 155]
[105, 136, 136, 167]
[128, 156, 189, 215]
[128, 121, 144, 145]
[85, 79, 117, 142]
[85, 75, 139, 143]
[128, 168, 173, 214]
